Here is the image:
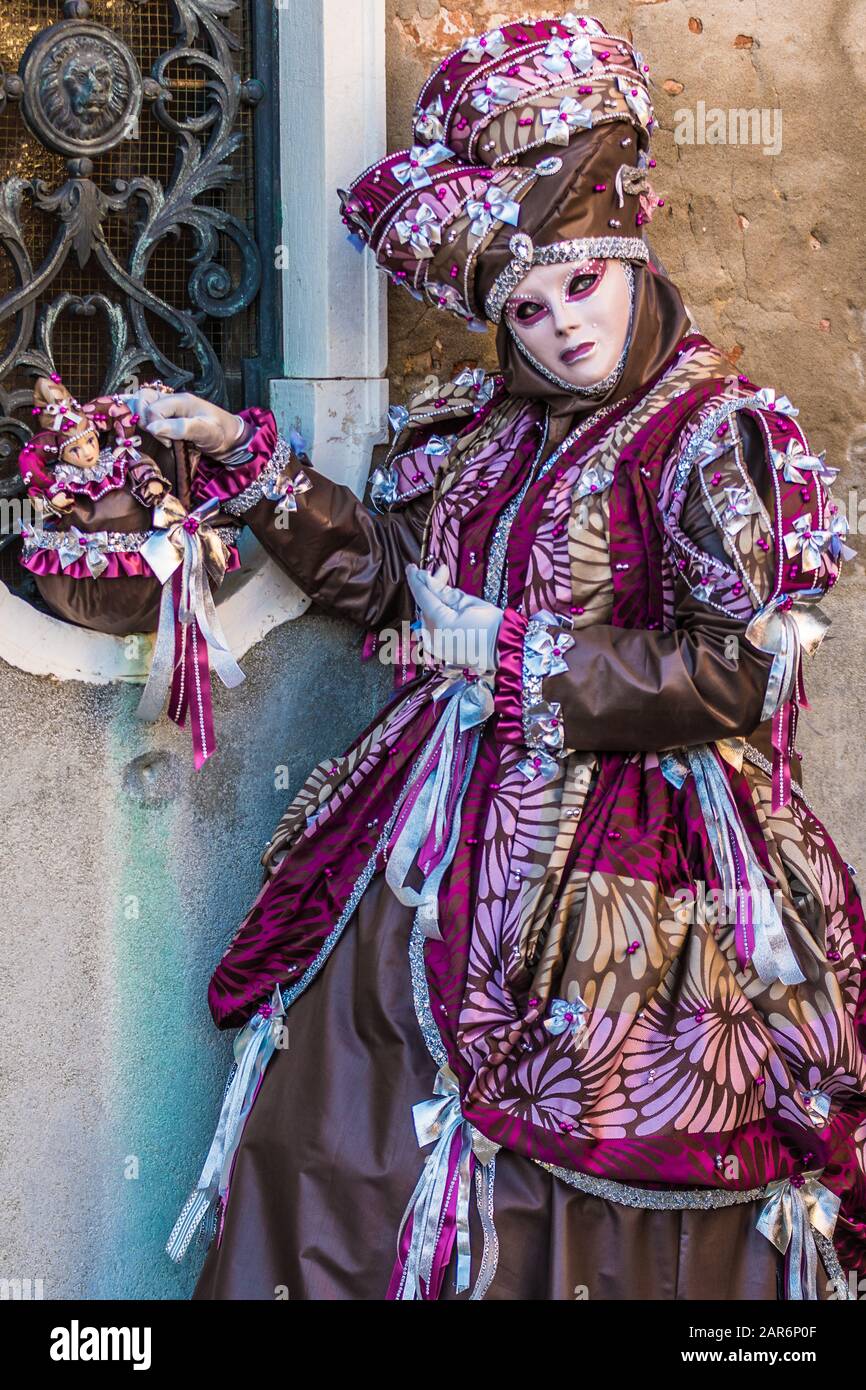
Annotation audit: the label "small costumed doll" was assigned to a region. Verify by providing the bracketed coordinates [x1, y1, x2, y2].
[18, 375, 174, 633]
[18, 375, 247, 766]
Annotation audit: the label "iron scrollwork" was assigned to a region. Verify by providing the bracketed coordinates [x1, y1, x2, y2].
[0, 0, 264, 499]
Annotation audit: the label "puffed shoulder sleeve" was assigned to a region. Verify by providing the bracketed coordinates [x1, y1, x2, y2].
[491, 389, 847, 797]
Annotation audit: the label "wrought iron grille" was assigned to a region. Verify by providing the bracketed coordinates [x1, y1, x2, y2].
[0, 0, 266, 592]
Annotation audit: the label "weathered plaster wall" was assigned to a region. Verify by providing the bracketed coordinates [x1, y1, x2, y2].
[0, 615, 390, 1299]
[384, 0, 866, 869]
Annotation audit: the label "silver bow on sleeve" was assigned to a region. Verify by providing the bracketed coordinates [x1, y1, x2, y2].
[772, 440, 839, 488]
[470, 76, 523, 117]
[460, 29, 508, 63]
[755, 387, 798, 416]
[369, 463, 400, 512]
[784, 514, 831, 572]
[826, 513, 856, 562]
[262, 464, 313, 520]
[453, 368, 495, 405]
[721, 483, 764, 539]
[395, 203, 443, 257]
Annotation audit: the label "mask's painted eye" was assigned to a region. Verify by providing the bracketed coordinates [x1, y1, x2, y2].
[507, 299, 549, 326]
[564, 259, 606, 302]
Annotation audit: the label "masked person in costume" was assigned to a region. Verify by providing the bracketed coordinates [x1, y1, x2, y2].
[145, 16, 864, 1300]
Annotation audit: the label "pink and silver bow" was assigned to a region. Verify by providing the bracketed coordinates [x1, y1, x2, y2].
[561, 13, 606, 35]
[575, 461, 614, 500]
[755, 387, 798, 416]
[772, 440, 838, 487]
[466, 184, 521, 240]
[471, 75, 523, 116]
[460, 28, 508, 63]
[721, 483, 765, 539]
[369, 463, 399, 511]
[525, 624, 574, 680]
[756, 1171, 840, 1300]
[826, 513, 856, 562]
[784, 514, 830, 572]
[615, 75, 652, 127]
[802, 1088, 831, 1129]
[56, 526, 110, 577]
[262, 463, 312, 520]
[415, 95, 446, 143]
[425, 281, 472, 317]
[540, 35, 594, 75]
[541, 96, 593, 144]
[453, 368, 495, 405]
[393, 142, 455, 190]
[544, 994, 590, 1049]
[424, 434, 452, 458]
[395, 202, 443, 257]
[388, 1063, 499, 1302]
[138, 496, 245, 768]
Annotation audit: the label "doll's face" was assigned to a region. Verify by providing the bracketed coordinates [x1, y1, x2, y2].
[60, 427, 101, 471]
[503, 257, 631, 387]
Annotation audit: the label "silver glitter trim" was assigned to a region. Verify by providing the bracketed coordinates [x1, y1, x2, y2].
[483, 412, 550, 605]
[814, 1232, 857, 1300]
[672, 395, 769, 494]
[486, 235, 648, 323]
[21, 524, 241, 559]
[409, 910, 449, 1068]
[218, 437, 297, 516]
[507, 262, 635, 399]
[742, 742, 813, 812]
[535, 1161, 766, 1208]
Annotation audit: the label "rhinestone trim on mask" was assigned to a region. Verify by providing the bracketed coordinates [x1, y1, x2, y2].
[486, 234, 647, 324]
[507, 261, 635, 399]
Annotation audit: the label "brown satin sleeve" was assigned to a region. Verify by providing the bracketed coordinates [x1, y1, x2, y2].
[539, 417, 777, 753]
[242, 459, 433, 632]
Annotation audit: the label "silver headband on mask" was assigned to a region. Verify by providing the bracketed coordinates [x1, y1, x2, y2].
[486, 232, 648, 325]
[506, 260, 636, 400]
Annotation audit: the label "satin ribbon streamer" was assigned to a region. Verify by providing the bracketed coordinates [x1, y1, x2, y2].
[746, 596, 830, 810]
[384, 674, 493, 937]
[387, 1065, 499, 1300]
[756, 1171, 840, 1300]
[165, 986, 286, 1262]
[661, 745, 805, 984]
[138, 496, 245, 768]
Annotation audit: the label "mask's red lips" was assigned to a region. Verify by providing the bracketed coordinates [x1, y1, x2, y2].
[560, 341, 596, 365]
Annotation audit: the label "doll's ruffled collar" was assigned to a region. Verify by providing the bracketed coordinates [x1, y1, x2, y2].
[53, 447, 126, 496]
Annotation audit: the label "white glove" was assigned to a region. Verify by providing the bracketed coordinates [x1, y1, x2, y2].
[132, 391, 245, 457]
[406, 563, 504, 675]
[119, 387, 167, 421]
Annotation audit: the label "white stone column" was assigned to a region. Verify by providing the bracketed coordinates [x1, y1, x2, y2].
[272, 0, 389, 498]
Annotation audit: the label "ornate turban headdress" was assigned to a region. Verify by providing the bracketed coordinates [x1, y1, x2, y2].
[339, 13, 660, 328]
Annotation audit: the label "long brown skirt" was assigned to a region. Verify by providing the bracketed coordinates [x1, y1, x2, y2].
[192, 870, 805, 1301]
